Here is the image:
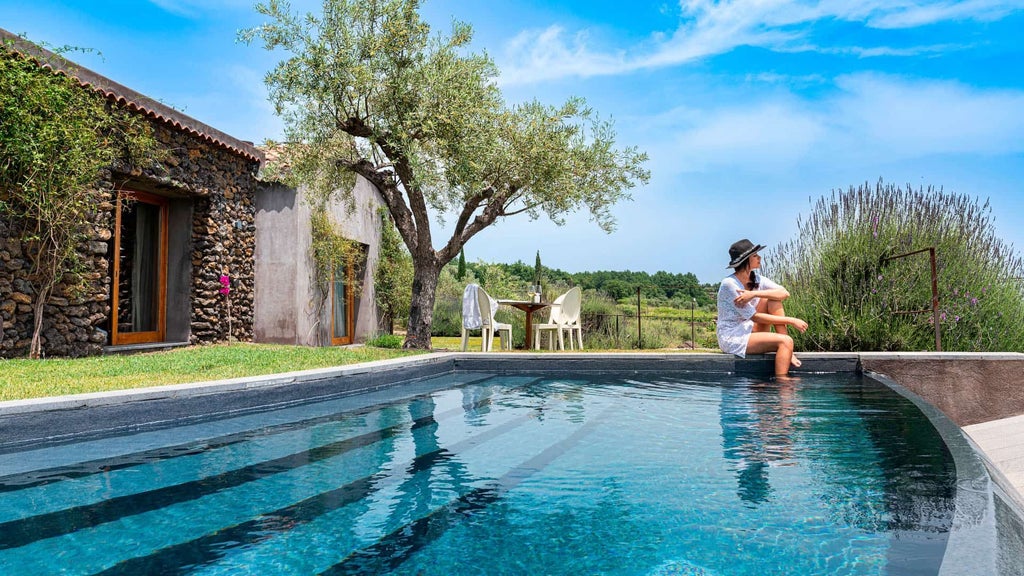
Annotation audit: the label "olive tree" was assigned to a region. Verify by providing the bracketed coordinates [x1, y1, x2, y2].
[243, 0, 649, 348]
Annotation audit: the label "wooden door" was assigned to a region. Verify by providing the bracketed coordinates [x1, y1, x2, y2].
[111, 191, 168, 345]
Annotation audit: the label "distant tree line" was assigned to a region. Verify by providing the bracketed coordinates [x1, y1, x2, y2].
[460, 260, 716, 306]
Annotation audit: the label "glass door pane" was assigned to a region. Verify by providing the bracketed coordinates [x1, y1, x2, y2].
[112, 192, 167, 345]
[332, 265, 349, 341]
[118, 201, 160, 332]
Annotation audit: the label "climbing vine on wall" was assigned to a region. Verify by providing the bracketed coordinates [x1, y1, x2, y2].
[309, 205, 363, 297]
[0, 36, 161, 358]
[373, 208, 413, 333]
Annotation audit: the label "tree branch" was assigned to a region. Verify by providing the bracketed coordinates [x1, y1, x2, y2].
[451, 187, 492, 238]
[438, 187, 509, 263]
[344, 158, 419, 253]
[375, 135, 435, 260]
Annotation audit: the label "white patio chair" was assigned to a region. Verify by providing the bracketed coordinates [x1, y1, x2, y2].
[533, 287, 582, 350]
[536, 289, 569, 348]
[563, 287, 583, 350]
[461, 284, 512, 351]
[532, 291, 565, 350]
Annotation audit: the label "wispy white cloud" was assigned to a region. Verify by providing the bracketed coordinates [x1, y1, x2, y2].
[498, 0, 1024, 85]
[650, 73, 1024, 177]
[863, 0, 1024, 29]
[648, 101, 826, 174]
[498, 26, 634, 85]
[780, 41, 972, 58]
[830, 73, 1024, 157]
[146, 0, 255, 18]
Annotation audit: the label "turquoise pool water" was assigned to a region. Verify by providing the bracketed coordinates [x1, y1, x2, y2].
[0, 372, 955, 575]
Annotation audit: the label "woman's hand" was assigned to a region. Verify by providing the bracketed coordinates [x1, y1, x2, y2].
[789, 317, 809, 333]
[733, 290, 757, 306]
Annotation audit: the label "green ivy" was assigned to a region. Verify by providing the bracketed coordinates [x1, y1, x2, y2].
[373, 208, 413, 332]
[0, 37, 161, 358]
[309, 205, 363, 298]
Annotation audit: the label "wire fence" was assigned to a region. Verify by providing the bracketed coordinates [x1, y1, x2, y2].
[580, 312, 718, 350]
[432, 282, 722, 350]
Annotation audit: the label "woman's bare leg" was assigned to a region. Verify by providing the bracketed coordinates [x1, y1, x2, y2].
[766, 300, 788, 335]
[747, 332, 795, 376]
[752, 298, 773, 333]
[757, 299, 801, 367]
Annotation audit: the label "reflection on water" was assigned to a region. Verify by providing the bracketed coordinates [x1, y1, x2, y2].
[0, 372, 971, 576]
[719, 379, 799, 506]
[718, 375, 958, 575]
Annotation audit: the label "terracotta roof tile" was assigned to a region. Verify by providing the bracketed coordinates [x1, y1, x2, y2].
[1, 28, 264, 164]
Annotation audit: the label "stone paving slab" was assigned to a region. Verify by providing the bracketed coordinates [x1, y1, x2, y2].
[965, 414, 1024, 506]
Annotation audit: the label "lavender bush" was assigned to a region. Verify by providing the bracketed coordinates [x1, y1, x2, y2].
[766, 181, 1024, 352]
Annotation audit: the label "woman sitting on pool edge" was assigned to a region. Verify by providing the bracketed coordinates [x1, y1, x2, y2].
[717, 239, 808, 377]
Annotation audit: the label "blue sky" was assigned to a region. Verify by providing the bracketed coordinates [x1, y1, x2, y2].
[3, 0, 1023, 283]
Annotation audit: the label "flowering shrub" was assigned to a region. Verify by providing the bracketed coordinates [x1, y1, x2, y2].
[767, 181, 1024, 352]
[219, 275, 231, 295]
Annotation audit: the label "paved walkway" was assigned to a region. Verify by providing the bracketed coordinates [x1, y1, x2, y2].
[964, 414, 1024, 506]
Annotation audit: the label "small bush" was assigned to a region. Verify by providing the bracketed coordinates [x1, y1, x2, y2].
[366, 334, 404, 348]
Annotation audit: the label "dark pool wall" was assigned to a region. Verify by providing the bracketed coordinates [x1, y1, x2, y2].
[861, 357, 1024, 427]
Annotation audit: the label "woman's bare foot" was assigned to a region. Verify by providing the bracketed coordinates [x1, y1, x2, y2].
[790, 355, 802, 368]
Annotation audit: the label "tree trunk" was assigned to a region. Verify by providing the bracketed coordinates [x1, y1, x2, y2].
[404, 260, 441, 349]
[29, 287, 50, 359]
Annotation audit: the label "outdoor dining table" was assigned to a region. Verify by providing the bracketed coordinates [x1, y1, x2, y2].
[497, 300, 551, 350]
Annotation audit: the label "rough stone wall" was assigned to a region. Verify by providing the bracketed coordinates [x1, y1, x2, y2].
[0, 119, 260, 358]
[189, 187, 256, 345]
[0, 189, 114, 357]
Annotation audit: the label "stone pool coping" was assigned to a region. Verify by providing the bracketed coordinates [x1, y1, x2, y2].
[3, 351, 1020, 423]
[1, 350, 1022, 573]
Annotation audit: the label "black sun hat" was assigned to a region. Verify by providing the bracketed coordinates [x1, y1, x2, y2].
[727, 239, 766, 268]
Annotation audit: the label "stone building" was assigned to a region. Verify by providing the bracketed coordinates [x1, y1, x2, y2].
[0, 29, 384, 358]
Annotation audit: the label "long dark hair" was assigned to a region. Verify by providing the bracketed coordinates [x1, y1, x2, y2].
[747, 269, 760, 290]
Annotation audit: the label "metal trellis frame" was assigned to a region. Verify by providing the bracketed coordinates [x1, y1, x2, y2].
[882, 246, 941, 351]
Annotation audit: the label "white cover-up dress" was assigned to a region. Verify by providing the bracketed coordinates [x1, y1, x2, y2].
[716, 274, 782, 357]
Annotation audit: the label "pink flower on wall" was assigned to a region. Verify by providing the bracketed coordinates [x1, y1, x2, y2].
[219, 275, 231, 295]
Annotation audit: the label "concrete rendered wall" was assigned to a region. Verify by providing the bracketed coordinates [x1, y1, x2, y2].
[327, 177, 383, 342]
[253, 183, 300, 344]
[254, 177, 384, 346]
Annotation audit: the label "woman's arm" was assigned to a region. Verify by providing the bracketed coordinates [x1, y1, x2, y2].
[754, 286, 789, 301]
[752, 312, 808, 332]
[734, 286, 789, 306]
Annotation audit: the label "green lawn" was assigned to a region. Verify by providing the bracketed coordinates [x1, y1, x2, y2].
[0, 339, 715, 402]
[0, 343, 423, 402]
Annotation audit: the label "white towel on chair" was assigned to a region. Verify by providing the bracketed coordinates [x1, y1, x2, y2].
[462, 284, 497, 329]
[462, 284, 482, 329]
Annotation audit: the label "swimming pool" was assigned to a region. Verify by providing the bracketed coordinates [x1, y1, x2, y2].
[0, 364, 1002, 575]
